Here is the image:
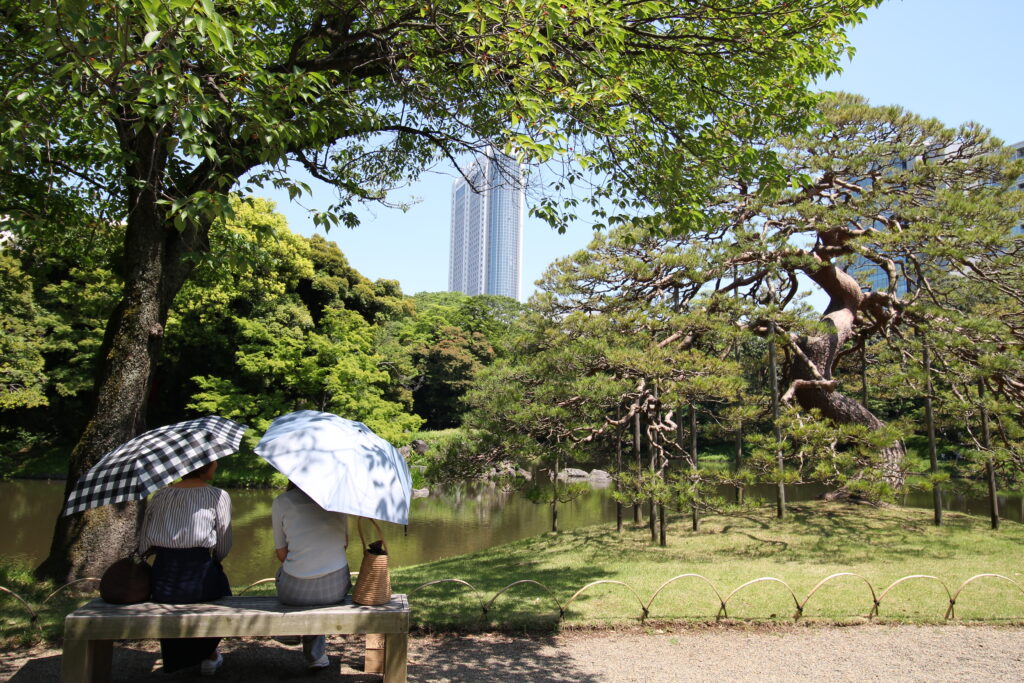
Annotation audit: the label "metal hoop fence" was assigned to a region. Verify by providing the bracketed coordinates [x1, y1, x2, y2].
[5, 571, 1024, 631]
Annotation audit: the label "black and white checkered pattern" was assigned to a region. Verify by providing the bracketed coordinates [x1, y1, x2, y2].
[63, 416, 246, 516]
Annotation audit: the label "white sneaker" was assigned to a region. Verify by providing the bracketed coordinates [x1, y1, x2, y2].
[308, 654, 330, 670]
[200, 653, 223, 676]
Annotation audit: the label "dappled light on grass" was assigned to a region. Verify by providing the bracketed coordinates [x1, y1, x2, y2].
[391, 502, 1024, 628]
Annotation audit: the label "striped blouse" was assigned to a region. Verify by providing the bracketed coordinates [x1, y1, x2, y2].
[139, 485, 233, 560]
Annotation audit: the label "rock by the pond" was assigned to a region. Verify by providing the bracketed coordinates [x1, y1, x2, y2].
[412, 487, 430, 499]
[589, 469, 612, 481]
[487, 462, 519, 479]
[558, 468, 590, 481]
[516, 468, 532, 481]
[400, 440, 430, 459]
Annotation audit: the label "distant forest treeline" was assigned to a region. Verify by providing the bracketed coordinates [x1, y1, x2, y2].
[0, 196, 523, 476]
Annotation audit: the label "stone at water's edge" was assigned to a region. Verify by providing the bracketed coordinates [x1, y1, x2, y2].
[399, 440, 429, 459]
[588, 469, 612, 481]
[558, 468, 590, 480]
[412, 488, 430, 499]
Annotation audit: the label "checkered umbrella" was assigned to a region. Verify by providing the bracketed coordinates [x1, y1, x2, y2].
[62, 416, 247, 516]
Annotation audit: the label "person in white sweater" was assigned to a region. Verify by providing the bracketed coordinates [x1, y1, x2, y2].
[271, 481, 350, 670]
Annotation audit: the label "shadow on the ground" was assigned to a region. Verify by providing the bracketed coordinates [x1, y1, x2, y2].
[395, 539, 611, 630]
[410, 633, 599, 682]
[3, 634, 599, 683]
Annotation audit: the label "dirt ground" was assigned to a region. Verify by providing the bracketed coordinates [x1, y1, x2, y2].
[3, 624, 1022, 682]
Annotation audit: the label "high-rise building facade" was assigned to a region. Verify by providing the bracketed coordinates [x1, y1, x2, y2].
[449, 151, 524, 300]
[847, 140, 1024, 294]
[1011, 140, 1024, 236]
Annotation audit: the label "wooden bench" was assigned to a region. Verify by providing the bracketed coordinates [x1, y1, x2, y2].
[61, 595, 409, 683]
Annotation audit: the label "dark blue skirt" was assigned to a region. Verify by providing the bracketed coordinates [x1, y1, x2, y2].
[150, 547, 232, 673]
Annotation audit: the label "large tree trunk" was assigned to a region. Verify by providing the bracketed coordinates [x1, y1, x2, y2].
[36, 126, 203, 582]
[791, 264, 905, 488]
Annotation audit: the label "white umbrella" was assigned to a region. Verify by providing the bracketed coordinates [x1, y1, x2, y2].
[254, 410, 413, 525]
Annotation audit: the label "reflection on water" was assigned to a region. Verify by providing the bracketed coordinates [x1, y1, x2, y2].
[2, 480, 1021, 586]
[0, 480, 618, 586]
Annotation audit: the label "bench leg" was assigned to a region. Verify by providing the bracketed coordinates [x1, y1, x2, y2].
[61, 639, 113, 683]
[382, 633, 407, 683]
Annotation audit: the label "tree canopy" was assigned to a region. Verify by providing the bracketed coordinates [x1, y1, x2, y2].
[460, 94, 1024, 520]
[1, 0, 881, 580]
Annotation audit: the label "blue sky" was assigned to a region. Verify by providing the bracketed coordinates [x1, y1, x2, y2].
[258, 0, 1023, 300]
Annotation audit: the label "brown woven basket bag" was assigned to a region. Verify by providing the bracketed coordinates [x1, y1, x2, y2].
[352, 517, 391, 606]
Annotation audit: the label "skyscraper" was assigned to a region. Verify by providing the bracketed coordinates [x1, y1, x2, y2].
[847, 139, 1024, 294]
[449, 150, 524, 300]
[1011, 140, 1024, 236]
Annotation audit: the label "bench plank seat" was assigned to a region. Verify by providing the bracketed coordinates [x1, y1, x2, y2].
[61, 595, 409, 683]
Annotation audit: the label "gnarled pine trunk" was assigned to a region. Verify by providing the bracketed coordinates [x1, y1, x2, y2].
[791, 264, 905, 488]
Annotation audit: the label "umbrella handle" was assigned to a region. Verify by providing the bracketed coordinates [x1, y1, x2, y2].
[356, 517, 387, 554]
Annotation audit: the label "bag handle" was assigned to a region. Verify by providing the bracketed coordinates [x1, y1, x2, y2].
[356, 517, 387, 555]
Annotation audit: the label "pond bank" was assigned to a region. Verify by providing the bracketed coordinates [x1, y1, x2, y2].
[4, 624, 1023, 681]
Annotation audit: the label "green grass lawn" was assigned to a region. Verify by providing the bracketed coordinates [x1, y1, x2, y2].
[3, 501, 1024, 649]
[388, 501, 1024, 630]
[0, 561, 88, 649]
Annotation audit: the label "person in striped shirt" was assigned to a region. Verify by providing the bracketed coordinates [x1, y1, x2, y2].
[139, 460, 233, 676]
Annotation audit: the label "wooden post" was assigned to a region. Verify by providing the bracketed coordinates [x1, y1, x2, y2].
[551, 453, 560, 533]
[861, 343, 869, 409]
[383, 632, 408, 683]
[616, 409, 623, 533]
[649, 387, 657, 543]
[979, 380, 999, 530]
[60, 638, 112, 683]
[769, 321, 785, 519]
[658, 503, 666, 547]
[633, 411, 642, 524]
[365, 633, 386, 673]
[733, 266, 744, 504]
[690, 404, 700, 532]
[922, 340, 942, 526]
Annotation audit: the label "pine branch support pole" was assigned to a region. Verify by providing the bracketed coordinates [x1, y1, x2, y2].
[633, 412, 642, 525]
[616, 411, 624, 534]
[979, 380, 999, 531]
[690, 404, 700, 532]
[769, 321, 785, 520]
[922, 341, 942, 527]
[733, 267, 744, 504]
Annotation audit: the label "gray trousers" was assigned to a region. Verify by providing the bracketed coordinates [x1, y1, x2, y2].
[275, 566, 351, 664]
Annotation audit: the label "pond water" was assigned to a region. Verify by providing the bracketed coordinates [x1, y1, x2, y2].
[2, 480, 1021, 586]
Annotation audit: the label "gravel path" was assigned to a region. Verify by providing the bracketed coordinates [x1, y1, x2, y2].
[3, 625, 1022, 682]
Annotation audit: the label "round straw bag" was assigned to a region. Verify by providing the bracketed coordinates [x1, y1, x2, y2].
[352, 517, 391, 606]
